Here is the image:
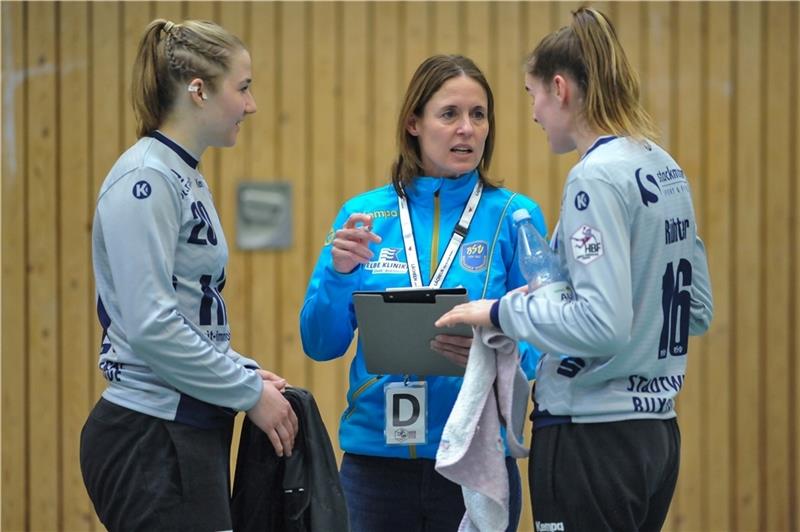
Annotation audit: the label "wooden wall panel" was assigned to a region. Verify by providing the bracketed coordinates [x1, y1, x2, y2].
[57, 3, 94, 530]
[238, 2, 275, 375]
[372, 1, 402, 186]
[493, 2, 523, 192]
[764, 4, 793, 531]
[463, 2, 490, 80]
[2, 3, 28, 530]
[432, 1, 460, 54]
[703, 3, 733, 530]
[122, 3, 152, 148]
[402, 2, 431, 85]
[794, 6, 800, 531]
[733, 3, 764, 530]
[25, 3, 59, 529]
[2, 3, 799, 531]
[795, 7, 800, 530]
[278, 2, 309, 388]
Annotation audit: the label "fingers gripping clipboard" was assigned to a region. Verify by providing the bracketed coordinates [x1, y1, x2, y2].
[352, 287, 473, 377]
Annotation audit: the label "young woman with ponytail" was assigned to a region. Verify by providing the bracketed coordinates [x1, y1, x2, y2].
[80, 19, 297, 530]
[437, 8, 713, 530]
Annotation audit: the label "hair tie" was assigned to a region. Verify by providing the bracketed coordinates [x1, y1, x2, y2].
[163, 21, 175, 34]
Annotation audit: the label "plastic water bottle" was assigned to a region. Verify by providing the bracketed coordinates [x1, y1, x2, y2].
[513, 208, 574, 303]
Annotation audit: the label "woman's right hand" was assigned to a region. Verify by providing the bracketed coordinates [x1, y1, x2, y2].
[331, 213, 382, 273]
[246, 379, 299, 457]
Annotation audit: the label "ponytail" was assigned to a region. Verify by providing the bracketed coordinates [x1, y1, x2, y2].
[525, 7, 658, 140]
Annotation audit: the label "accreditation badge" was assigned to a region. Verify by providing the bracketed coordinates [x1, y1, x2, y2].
[384, 381, 427, 445]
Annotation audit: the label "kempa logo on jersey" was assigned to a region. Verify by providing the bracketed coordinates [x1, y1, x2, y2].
[574, 190, 590, 210]
[369, 209, 398, 219]
[132, 180, 152, 199]
[535, 521, 565, 531]
[365, 247, 408, 274]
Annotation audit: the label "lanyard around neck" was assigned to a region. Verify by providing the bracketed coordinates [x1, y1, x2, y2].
[397, 179, 483, 288]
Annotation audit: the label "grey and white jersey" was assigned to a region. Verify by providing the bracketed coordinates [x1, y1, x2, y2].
[93, 132, 262, 427]
[499, 136, 713, 424]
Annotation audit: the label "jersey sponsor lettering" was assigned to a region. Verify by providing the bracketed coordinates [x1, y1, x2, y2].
[627, 374, 684, 415]
[655, 166, 686, 185]
[171, 169, 191, 199]
[632, 396, 674, 413]
[99, 360, 123, 382]
[570, 225, 603, 264]
[635, 168, 660, 207]
[636, 165, 690, 207]
[365, 247, 408, 274]
[556, 356, 586, 378]
[206, 329, 231, 342]
[626, 374, 685, 394]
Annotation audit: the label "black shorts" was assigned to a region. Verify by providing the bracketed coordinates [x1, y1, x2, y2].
[80, 398, 234, 532]
[529, 418, 680, 532]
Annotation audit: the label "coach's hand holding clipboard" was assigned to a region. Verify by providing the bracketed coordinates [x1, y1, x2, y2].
[353, 287, 474, 377]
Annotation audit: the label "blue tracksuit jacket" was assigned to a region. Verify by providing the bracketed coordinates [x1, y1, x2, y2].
[300, 170, 547, 459]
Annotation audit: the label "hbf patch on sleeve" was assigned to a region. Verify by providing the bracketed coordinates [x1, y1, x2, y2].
[570, 225, 603, 264]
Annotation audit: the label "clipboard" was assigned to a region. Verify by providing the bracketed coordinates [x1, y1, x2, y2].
[352, 287, 473, 377]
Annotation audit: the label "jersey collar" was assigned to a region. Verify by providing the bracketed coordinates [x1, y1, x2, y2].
[150, 131, 200, 169]
[581, 135, 618, 160]
[404, 170, 480, 208]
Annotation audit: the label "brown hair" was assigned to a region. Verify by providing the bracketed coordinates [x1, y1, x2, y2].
[391, 55, 499, 196]
[525, 7, 658, 140]
[131, 19, 245, 138]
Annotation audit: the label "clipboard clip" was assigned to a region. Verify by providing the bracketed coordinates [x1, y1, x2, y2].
[380, 287, 467, 304]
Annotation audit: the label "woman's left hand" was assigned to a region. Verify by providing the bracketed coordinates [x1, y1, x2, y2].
[435, 299, 495, 329]
[430, 333, 473, 368]
[256, 369, 288, 392]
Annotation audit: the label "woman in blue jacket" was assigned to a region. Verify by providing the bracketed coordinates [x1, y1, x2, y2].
[300, 54, 546, 532]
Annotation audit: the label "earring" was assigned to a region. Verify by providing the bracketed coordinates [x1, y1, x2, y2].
[188, 84, 208, 100]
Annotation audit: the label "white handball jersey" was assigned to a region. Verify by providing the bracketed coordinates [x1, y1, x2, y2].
[93, 132, 262, 427]
[499, 136, 713, 424]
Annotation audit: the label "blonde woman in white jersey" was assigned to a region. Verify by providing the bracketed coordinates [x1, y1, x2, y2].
[80, 19, 297, 531]
[437, 7, 713, 531]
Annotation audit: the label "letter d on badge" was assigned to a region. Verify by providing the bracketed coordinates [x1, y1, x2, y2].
[384, 382, 426, 445]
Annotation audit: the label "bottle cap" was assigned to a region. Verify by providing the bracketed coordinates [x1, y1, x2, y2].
[512, 208, 531, 223]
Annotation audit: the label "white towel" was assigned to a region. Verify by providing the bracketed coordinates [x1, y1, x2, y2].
[435, 326, 530, 532]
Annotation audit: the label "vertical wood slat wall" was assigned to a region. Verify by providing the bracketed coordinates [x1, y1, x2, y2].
[1, 2, 798, 531]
